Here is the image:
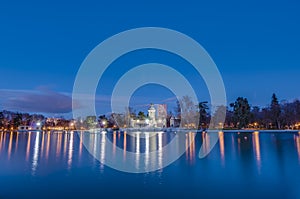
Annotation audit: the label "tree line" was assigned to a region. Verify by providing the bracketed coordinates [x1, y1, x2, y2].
[221, 93, 300, 129]
[1, 93, 299, 130]
[177, 93, 300, 130]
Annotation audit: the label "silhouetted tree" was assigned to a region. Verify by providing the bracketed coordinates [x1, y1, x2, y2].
[197, 101, 209, 129]
[231, 97, 251, 129]
[137, 111, 146, 120]
[0, 112, 4, 128]
[270, 93, 281, 129]
[174, 100, 181, 120]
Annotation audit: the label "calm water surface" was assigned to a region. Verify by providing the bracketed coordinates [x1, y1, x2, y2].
[0, 131, 299, 199]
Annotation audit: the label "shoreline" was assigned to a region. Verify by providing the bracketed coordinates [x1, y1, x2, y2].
[0, 129, 299, 134]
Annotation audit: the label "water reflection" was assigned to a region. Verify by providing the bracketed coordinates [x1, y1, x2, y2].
[0, 132, 3, 153]
[40, 132, 45, 158]
[252, 131, 261, 172]
[68, 132, 74, 170]
[46, 132, 50, 161]
[100, 132, 106, 171]
[32, 131, 40, 175]
[295, 133, 300, 163]
[219, 131, 225, 166]
[7, 132, 13, 160]
[0, 130, 299, 176]
[26, 132, 31, 161]
[56, 133, 62, 158]
[123, 132, 127, 159]
[201, 132, 210, 156]
[15, 132, 19, 154]
[186, 132, 196, 163]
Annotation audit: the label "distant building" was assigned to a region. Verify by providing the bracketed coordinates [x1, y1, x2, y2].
[170, 116, 180, 128]
[130, 104, 167, 128]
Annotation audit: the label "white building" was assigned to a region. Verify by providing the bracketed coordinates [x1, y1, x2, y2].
[130, 104, 167, 128]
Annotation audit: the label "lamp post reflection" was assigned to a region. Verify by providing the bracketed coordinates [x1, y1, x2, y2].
[219, 131, 225, 166]
[145, 133, 150, 170]
[135, 132, 140, 170]
[45, 132, 50, 161]
[56, 133, 62, 158]
[158, 132, 163, 170]
[123, 132, 127, 160]
[40, 132, 45, 158]
[67, 132, 74, 170]
[113, 132, 117, 157]
[7, 132, 13, 160]
[14, 132, 19, 155]
[100, 132, 106, 171]
[201, 132, 210, 157]
[295, 133, 300, 164]
[186, 132, 196, 164]
[79, 132, 83, 161]
[0, 132, 3, 153]
[26, 132, 31, 162]
[253, 131, 261, 173]
[32, 131, 40, 175]
[63, 132, 68, 159]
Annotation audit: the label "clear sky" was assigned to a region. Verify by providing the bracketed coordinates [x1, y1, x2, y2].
[0, 0, 299, 117]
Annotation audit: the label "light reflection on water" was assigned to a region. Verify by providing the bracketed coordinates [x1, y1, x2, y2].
[1, 131, 300, 170]
[219, 131, 225, 166]
[252, 131, 261, 173]
[296, 133, 300, 163]
[0, 130, 299, 199]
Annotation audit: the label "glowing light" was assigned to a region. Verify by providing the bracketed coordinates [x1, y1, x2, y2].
[32, 131, 40, 175]
[0, 133, 3, 153]
[45, 132, 50, 161]
[145, 133, 150, 170]
[68, 132, 74, 170]
[100, 132, 106, 171]
[158, 132, 163, 169]
[123, 132, 127, 159]
[7, 132, 13, 160]
[26, 132, 32, 162]
[295, 135, 300, 163]
[135, 133, 140, 169]
[253, 131, 261, 173]
[219, 131, 225, 166]
[113, 132, 116, 156]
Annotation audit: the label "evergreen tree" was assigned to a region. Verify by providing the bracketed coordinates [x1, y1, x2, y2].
[197, 101, 209, 129]
[270, 93, 281, 129]
[231, 97, 251, 129]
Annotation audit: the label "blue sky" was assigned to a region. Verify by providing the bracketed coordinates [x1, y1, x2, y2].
[0, 0, 299, 117]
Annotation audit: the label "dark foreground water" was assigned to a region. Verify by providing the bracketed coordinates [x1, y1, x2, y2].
[0, 130, 299, 199]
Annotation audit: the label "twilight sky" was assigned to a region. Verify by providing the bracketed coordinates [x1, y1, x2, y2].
[0, 0, 299, 117]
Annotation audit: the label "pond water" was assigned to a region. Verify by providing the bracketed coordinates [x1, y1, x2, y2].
[0, 130, 299, 199]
